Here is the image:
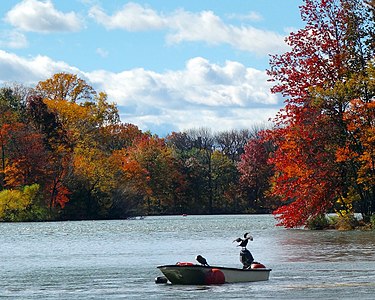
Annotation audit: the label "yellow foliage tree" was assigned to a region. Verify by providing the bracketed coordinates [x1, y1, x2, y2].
[0, 184, 41, 221]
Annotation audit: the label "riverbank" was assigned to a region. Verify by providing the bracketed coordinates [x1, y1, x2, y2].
[306, 213, 375, 231]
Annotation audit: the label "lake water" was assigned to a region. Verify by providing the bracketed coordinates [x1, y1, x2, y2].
[1, 215, 375, 299]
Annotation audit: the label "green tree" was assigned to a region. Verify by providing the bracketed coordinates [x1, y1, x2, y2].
[211, 151, 239, 213]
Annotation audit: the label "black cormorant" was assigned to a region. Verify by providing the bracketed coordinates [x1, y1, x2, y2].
[196, 255, 209, 266]
[233, 232, 253, 248]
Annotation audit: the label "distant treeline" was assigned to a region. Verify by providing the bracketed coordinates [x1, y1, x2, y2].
[0, 74, 277, 222]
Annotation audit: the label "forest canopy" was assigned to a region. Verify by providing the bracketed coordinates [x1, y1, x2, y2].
[0, 74, 268, 221]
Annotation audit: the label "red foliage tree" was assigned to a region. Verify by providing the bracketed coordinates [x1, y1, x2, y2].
[238, 136, 275, 211]
[265, 0, 375, 227]
[3, 122, 50, 188]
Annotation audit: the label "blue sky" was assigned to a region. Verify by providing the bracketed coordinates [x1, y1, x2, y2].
[0, 0, 304, 135]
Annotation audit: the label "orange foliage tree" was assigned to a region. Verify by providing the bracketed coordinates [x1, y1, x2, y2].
[33, 73, 121, 217]
[115, 135, 185, 214]
[265, 0, 375, 227]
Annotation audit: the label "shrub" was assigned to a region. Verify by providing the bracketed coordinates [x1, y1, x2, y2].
[306, 214, 330, 230]
[334, 214, 359, 230]
[0, 184, 49, 222]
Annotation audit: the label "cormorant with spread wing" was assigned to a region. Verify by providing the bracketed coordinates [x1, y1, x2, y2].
[233, 232, 253, 249]
[234, 232, 254, 268]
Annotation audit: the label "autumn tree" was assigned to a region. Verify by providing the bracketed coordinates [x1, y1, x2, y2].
[3, 123, 49, 188]
[265, 0, 375, 227]
[58, 147, 119, 219]
[332, 65, 375, 219]
[27, 95, 67, 150]
[115, 135, 185, 215]
[189, 128, 218, 212]
[36, 73, 119, 149]
[0, 85, 69, 219]
[0, 184, 47, 221]
[98, 123, 144, 152]
[36, 73, 96, 103]
[0, 86, 29, 189]
[32, 73, 122, 218]
[0, 89, 50, 192]
[238, 136, 276, 213]
[26, 94, 73, 213]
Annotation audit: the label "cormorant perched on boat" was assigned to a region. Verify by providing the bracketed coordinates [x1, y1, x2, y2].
[233, 232, 253, 249]
[234, 233, 254, 268]
[196, 255, 209, 266]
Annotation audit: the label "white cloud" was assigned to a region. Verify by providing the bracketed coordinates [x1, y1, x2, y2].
[87, 57, 278, 108]
[0, 50, 281, 135]
[167, 10, 286, 55]
[166, 57, 278, 107]
[0, 50, 80, 84]
[5, 0, 83, 33]
[86, 57, 281, 133]
[0, 30, 28, 49]
[166, 10, 229, 45]
[89, 4, 287, 56]
[89, 3, 166, 31]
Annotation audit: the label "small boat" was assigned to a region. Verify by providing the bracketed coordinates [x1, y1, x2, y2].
[156, 233, 271, 285]
[157, 262, 271, 285]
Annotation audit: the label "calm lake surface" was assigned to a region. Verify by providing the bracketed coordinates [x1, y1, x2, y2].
[1, 215, 375, 299]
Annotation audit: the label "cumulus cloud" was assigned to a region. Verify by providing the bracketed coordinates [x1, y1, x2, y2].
[89, 2, 166, 31]
[87, 57, 278, 108]
[87, 57, 281, 133]
[0, 50, 281, 134]
[0, 50, 80, 84]
[0, 30, 28, 49]
[5, 0, 83, 33]
[167, 57, 278, 107]
[89, 3, 287, 56]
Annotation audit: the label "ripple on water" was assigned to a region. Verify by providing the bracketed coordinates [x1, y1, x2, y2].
[1, 215, 375, 299]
